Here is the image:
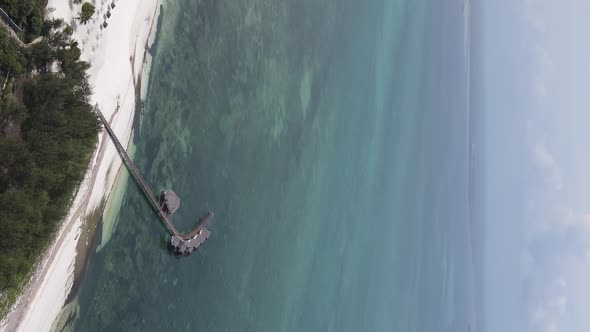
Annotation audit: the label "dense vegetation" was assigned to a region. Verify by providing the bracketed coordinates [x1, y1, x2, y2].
[0, 18, 99, 317]
[0, 0, 46, 42]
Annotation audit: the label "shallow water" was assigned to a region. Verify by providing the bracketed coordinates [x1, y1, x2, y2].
[72, 0, 475, 331]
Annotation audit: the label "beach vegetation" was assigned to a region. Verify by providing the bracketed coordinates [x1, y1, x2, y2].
[63, 24, 73, 36]
[0, 17, 99, 318]
[0, 27, 26, 76]
[77, 2, 95, 25]
[0, 0, 46, 42]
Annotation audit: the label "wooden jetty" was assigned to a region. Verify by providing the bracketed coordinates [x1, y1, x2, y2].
[94, 104, 213, 255]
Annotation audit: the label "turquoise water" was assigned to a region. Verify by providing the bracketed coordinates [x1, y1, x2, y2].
[71, 0, 475, 331]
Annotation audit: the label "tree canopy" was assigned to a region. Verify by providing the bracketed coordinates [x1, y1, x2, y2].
[0, 19, 99, 318]
[0, 28, 26, 75]
[0, 0, 45, 41]
[78, 2, 95, 25]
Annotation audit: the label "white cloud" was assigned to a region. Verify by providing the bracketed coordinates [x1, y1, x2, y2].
[531, 46, 552, 102]
[525, 139, 590, 332]
[522, 0, 547, 33]
[523, 203, 590, 332]
[533, 46, 553, 104]
[532, 142, 562, 191]
[507, 1, 590, 332]
[526, 265, 567, 332]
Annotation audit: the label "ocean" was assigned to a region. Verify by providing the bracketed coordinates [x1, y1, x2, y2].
[68, 0, 476, 331]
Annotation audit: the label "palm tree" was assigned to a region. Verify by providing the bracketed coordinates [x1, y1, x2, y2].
[77, 2, 95, 25]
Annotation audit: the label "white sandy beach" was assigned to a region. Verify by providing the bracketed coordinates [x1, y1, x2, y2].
[0, 0, 160, 331]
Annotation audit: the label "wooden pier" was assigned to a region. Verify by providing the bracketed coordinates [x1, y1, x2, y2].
[94, 105, 213, 252]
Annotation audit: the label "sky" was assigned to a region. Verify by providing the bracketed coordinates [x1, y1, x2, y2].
[479, 0, 590, 331]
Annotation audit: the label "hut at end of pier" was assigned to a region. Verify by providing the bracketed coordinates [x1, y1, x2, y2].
[169, 228, 211, 256]
[160, 190, 180, 215]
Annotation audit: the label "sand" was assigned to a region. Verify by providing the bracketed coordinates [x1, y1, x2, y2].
[0, 0, 161, 330]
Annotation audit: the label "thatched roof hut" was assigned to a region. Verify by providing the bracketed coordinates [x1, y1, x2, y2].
[160, 190, 181, 215]
[168, 227, 211, 256]
[170, 236, 181, 248]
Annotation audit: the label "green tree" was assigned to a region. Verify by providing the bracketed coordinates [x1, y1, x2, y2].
[0, 14, 99, 318]
[0, 138, 34, 192]
[77, 2, 95, 25]
[0, 0, 45, 41]
[0, 30, 26, 75]
[63, 24, 73, 36]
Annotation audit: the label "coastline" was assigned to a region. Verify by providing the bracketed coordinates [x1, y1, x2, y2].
[0, 0, 161, 331]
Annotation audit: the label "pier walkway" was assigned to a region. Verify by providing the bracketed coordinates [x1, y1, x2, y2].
[94, 105, 212, 241]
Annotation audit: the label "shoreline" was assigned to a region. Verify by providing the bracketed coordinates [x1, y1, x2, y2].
[0, 1, 162, 331]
